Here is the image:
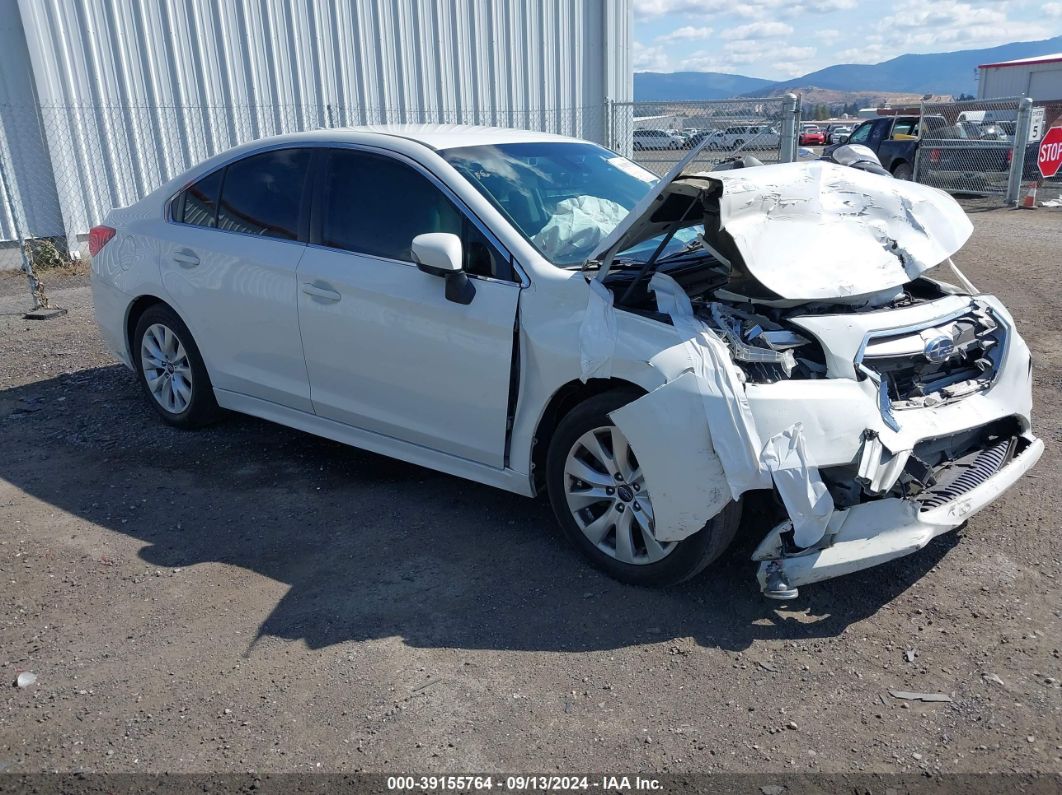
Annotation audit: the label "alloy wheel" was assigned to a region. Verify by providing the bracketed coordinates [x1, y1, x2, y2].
[140, 322, 194, 414]
[563, 425, 675, 565]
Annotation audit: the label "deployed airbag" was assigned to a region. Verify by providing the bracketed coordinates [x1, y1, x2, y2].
[533, 196, 628, 262]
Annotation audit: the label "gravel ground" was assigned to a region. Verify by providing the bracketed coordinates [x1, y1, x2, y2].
[0, 207, 1060, 777]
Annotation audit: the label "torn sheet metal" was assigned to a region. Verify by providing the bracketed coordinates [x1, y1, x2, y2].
[578, 278, 616, 382]
[609, 372, 730, 542]
[591, 161, 973, 301]
[648, 273, 770, 499]
[760, 424, 834, 548]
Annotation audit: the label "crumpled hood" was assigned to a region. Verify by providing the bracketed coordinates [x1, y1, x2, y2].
[591, 160, 974, 301]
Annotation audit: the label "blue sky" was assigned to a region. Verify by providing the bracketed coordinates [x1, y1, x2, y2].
[633, 0, 1062, 80]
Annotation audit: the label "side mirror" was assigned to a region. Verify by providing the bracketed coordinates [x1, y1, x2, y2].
[411, 232, 475, 305]
[413, 233, 462, 275]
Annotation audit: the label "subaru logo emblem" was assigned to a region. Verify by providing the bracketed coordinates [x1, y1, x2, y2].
[923, 335, 955, 363]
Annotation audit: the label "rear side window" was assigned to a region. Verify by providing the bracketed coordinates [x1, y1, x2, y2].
[892, 119, 919, 137]
[319, 149, 509, 279]
[215, 149, 312, 240]
[180, 168, 222, 228]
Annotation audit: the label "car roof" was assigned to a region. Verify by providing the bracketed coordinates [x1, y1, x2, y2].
[260, 123, 582, 152]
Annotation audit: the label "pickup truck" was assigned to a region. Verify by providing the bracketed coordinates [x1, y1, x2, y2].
[825, 114, 1039, 191]
[823, 115, 935, 179]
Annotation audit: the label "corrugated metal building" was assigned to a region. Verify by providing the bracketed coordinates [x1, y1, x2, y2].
[978, 53, 1062, 102]
[0, 0, 632, 260]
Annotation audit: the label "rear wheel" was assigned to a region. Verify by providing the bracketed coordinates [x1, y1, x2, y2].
[133, 304, 220, 428]
[893, 162, 913, 180]
[546, 391, 741, 586]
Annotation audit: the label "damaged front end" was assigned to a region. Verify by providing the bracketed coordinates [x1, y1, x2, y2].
[585, 160, 1042, 597]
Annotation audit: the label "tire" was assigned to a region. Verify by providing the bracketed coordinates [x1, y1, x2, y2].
[546, 390, 742, 586]
[892, 162, 913, 180]
[133, 303, 221, 428]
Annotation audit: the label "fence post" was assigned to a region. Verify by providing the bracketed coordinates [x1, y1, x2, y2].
[603, 97, 614, 149]
[780, 93, 799, 162]
[0, 140, 61, 318]
[913, 99, 925, 183]
[1005, 97, 1034, 207]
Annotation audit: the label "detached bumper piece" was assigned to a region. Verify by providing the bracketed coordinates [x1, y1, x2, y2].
[753, 434, 1043, 595]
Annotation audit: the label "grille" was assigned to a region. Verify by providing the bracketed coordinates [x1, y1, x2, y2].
[916, 437, 1016, 511]
[860, 305, 1006, 408]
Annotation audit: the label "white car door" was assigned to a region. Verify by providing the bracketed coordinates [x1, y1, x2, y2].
[158, 147, 313, 411]
[296, 147, 521, 467]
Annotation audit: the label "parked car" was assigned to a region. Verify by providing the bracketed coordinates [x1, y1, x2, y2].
[919, 120, 1039, 193]
[632, 129, 682, 150]
[799, 125, 826, 146]
[715, 125, 781, 149]
[827, 126, 853, 144]
[91, 125, 1041, 598]
[684, 129, 723, 149]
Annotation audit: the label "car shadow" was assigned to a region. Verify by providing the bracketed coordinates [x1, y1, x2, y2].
[0, 365, 958, 654]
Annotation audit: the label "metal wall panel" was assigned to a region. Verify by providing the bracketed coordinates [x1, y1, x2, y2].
[979, 63, 1062, 101]
[0, 0, 63, 243]
[3, 0, 632, 249]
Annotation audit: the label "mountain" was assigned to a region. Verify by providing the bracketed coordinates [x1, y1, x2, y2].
[762, 36, 1062, 97]
[633, 36, 1062, 101]
[634, 71, 774, 101]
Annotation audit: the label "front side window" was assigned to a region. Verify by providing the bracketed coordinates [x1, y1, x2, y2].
[442, 142, 659, 267]
[319, 149, 509, 279]
[847, 122, 872, 144]
[215, 149, 312, 240]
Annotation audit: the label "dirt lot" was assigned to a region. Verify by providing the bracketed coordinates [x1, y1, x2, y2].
[1, 207, 1061, 777]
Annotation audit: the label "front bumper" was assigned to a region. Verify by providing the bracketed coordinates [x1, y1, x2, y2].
[753, 434, 1042, 591]
[746, 293, 1040, 594]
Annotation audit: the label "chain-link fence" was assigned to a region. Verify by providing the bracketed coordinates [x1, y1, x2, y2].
[608, 96, 800, 177]
[1021, 100, 1062, 207]
[0, 100, 605, 268]
[912, 96, 1035, 203]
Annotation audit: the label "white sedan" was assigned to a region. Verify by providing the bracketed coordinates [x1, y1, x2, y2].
[90, 125, 1041, 598]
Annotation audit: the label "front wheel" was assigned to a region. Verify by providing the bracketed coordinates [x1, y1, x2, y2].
[134, 304, 220, 428]
[546, 391, 741, 586]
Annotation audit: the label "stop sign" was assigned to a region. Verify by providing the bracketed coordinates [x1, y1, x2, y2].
[1039, 125, 1062, 178]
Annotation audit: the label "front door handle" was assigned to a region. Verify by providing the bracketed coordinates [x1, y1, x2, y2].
[173, 248, 199, 268]
[302, 282, 342, 303]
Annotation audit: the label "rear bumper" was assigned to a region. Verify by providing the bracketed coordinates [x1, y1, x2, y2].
[754, 434, 1043, 591]
[90, 271, 133, 369]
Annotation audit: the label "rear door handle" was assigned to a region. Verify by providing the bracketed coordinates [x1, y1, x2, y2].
[173, 249, 199, 268]
[302, 282, 342, 303]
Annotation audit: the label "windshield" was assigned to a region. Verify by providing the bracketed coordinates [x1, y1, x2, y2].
[441, 142, 661, 267]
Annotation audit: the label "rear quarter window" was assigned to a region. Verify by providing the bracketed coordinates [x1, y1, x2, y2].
[179, 168, 223, 228]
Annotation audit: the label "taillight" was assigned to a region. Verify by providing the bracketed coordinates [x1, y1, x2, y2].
[1005, 148, 1013, 164]
[929, 148, 941, 165]
[88, 225, 116, 256]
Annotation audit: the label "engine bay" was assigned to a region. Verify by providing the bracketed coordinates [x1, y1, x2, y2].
[603, 249, 968, 386]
